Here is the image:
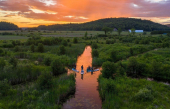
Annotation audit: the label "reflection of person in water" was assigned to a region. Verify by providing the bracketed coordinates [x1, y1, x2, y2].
[81, 70, 84, 80]
[91, 67, 93, 75]
[81, 74, 83, 80]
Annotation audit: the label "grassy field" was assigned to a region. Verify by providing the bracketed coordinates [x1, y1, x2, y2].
[0, 36, 28, 40]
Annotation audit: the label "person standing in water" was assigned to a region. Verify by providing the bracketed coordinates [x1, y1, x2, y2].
[81, 65, 83, 70]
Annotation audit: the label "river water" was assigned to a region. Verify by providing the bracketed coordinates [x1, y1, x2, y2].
[63, 46, 102, 109]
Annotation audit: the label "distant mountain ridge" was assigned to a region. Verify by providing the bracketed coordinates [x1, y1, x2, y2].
[0, 22, 19, 30]
[167, 24, 170, 27]
[34, 18, 170, 31]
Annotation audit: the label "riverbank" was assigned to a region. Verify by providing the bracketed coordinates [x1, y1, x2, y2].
[98, 75, 170, 109]
[0, 73, 75, 109]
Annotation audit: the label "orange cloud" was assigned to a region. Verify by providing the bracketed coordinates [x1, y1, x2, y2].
[0, 0, 170, 27]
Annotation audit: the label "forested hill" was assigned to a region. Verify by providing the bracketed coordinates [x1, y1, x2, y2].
[167, 24, 170, 27]
[0, 22, 19, 30]
[36, 18, 170, 31]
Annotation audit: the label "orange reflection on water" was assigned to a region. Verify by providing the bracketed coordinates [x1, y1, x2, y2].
[63, 46, 102, 109]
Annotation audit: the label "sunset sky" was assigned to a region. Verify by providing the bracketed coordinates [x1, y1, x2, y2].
[0, 0, 170, 27]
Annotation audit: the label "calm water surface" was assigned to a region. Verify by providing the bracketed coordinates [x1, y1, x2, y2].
[63, 46, 102, 109]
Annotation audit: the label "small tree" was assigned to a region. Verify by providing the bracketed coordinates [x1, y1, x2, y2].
[37, 43, 44, 53]
[92, 43, 98, 49]
[51, 59, 67, 76]
[62, 40, 68, 46]
[0, 58, 6, 69]
[30, 44, 34, 52]
[102, 61, 116, 79]
[43, 57, 51, 66]
[84, 31, 88, 38]
[131, 28, 136, 36]
[102, 27, 112, 35]
[118, 28, 122, 36]
[73, 37, 78, 43]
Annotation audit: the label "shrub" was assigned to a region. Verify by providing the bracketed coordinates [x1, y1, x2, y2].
[0, 58, 6, 69]
[92, 49, 99, 57]
[104, 79, 117, 93]
[51, 59, 67, 76]
[9, 57, 17, 68]
[43, 57, 51, 66]
[73, 37, 78, 43]
[102, 61, 116, 79]
[37, 71, 53, 89]
[62, 40, 68, 46]
[0, 48, 3, 54]
[133, 88, 154, 101]
[110, 50, 117, 62]
[59, 45, 66, 55]
[30, 44, 34, 52]
[14, 46, 20, 52]
[92, 43, 98, 49]
[0, 79, 10, 96]
[37, 43, 44, 53]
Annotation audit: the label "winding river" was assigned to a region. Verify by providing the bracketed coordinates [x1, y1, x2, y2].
[63, 46, 102, 109]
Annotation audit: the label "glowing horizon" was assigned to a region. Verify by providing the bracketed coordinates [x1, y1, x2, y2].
[0, 0, 170, 27]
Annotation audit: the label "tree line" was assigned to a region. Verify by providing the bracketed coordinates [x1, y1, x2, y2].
[0, 22, 19, 30]
[29, 18, 170, 31]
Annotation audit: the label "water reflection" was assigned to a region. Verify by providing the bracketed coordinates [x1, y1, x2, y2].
[63, 46, 102, 109]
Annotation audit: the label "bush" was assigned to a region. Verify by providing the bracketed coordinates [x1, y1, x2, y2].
[110, 50, 117, 62]
[37, 43, 44, 53]
[0, 58, 6, 69]
[62, 40, 68, 46]
[51, 59, 67, 76]
[97, 34, 108, 37]
[92, 43, 98, 49]
[43, 57, 51, 66]
[133, 88, 154, 101]
[9, 57, 17, 68]
[102, 61, 116, 79]
[14, 46, 20, 52]
[30, 44, 34, 52]
[0, 79, 10, 96]
[59, 45, 66, 55]
[37, 71, 53, 89]
[73, 37, 78, 43]
[92, 49, 99, 57]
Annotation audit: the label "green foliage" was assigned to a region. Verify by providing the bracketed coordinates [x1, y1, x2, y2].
[36, 18, 170, 31]
[102, 27, 112, 35]
[0, 21, 19, 30]
[118, 28, 122, 36]
[0, 79, 10, 96]
[92, 49, 99, 57]
[73, 37, 78, 43]
[37, 43, 44, 53]
[133, 88, 154, 101]
[102, 61, 116, 79]
[130, 48, 133, 56]
[37, 71, 53, 89]
[131, 28, 136, 36]
[92, 43, 98, 49]
[110, 50, 117, 62]
[9, 57, 17, 67]
[62, 40, 68, 46]
[51, 59, 67, 76]
[84, 31, 88, 38]
[59, 45, 66, 55]
[0, 58, 6, 69]
[14, 46, 20, 52]
[30, 44, 35, 52]
[43, 57, 51, 66]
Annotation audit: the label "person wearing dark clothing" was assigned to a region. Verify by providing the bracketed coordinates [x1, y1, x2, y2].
[91, 67, 93, 75]
[81, 65, 83, 70]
